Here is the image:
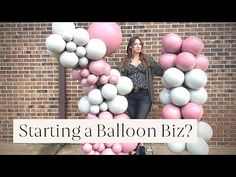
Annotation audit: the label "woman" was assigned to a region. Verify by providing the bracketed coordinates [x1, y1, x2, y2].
[118, 36, 164, 155]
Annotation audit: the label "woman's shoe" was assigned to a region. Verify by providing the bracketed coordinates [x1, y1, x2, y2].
[137, 146, 146, 155]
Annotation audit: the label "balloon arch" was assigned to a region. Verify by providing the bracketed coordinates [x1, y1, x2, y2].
[46, 22, 213, 155]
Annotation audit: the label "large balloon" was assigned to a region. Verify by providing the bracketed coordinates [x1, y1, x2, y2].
[88, 22, 122, 56]
[159, 53, 176, 69]
[159, 88, 171, 104]
[195, 54, 209, 71]
[77, 96, 91, 114]
[59, 51, 79, 68]
[163, 67, 185, 88]
[167, 143, 186, 153]
[175, 52, 196, 72]
[181, 36, 204, 56]
[181, 102, 203, 120]
[197, 121, 213, 141]
[120, 143, 138, 153]
[116, 76, 133, 95]
[52, 22, 75, 35]
[161, 104, 181, 119]
[185, 69, 207, 89]
[73, 28, 90, 46]
[46, 34, 66, 54]
[89, 59, 106, 76]
[101, 83, 117, 100]
[107, 95, 128, 114]
[187, 137, 209, 155]
[162, 33, 182, 53]
[170, 87, 190, 106]
[189, 87, 208, 105]
[86, 38, 107, 60]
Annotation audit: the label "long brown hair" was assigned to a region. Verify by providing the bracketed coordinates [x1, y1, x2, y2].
[125, 36, 148, 69]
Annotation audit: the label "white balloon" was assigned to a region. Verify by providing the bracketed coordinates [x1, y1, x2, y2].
[76, 46, 86, 57]
[197, 121, 213, 141]
[187, 137, 209, 155]
[52, 22, 75, 35]
[79, 57, 89, 67]
[78, 96, 91, 114]
[161, 77, 170, 88]
[73, 28, 90, 46]
[89, 105, 100, 114]
[185, 69, 207, 89]
[167, 143, 186, 153]
[107, 95, 128, 114]
[87, 89, 103, 105]
[116, 76, 133, 95]
[59, 51, 79, 68]
[86, 38, 107, 60]
[99, 102, 108, 111]
[46, 34, 66, 54]
[163, 67, 185, 88]
[190, 87, 208, 105]
[62, 30, 73, 42]
[66, 41, 77, 52]
[159, 88, 171, 104]
[110, 69, 121, 78]
[170, 87, 190, 106]
[101, 84, 118, 100]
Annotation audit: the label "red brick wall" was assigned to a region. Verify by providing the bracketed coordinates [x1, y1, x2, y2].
[0, 22, 235, 146]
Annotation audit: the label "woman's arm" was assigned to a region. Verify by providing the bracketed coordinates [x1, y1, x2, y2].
[148, 57, 164, 77]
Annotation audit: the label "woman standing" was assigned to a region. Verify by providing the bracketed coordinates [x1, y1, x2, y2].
[118, 36, 164, 155]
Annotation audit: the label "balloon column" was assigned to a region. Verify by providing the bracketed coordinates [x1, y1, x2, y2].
[159, 33, 213, 155]
[46, 22, 138, 155]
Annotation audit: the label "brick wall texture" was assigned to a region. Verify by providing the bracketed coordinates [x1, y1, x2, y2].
[0, 22, 235, 146]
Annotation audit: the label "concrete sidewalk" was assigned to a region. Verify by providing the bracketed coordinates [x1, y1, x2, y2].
[0, 143, 236, 155]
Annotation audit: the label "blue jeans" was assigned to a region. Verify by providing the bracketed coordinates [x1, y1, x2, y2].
[127, 89, 152, 119]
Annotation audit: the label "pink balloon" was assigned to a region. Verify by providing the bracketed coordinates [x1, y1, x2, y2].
[112, 143, 122, 154]
[92, 143, 101, 150]
[71, 69, 82, 80]
[80, 78, 88, 86]
[105, 143, 114, 148]
[113, 113, 130, 120]
[162, 33, 182, 54]
[88, 22, 122, 56]
[87, 74, 99, 85]
[101, 148, 116, 155]
[89, 59, 106, 76]
[80, 68, 90, 78]
[94, 151, 101, 155]
[195, 54, 209, 71]
[82, 143, 93, 153]
[181, 36, 204, 56]
[98, 75, 109, 85]
[108, 75, 118, 84]
[161, 47, 166, 54]
[121, 143, 138, 153]
[98, 111, 113, 119]
[161, 104, 181, 119]
[159, 53, 177, 69]
[181, 102, 203, 120]
[175, 52, 196, 71]
[117, 152, 129, 155]
[86, 150, 95, 155]
[97, 143, 106, 152]
[104, 62, 111, 76]
[83, 84, 96, 95]
[85, 113, 98, 119]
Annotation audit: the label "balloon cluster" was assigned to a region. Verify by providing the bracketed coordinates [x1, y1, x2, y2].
[159, 33, 213, 155]
[46, 22, 138, 155]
